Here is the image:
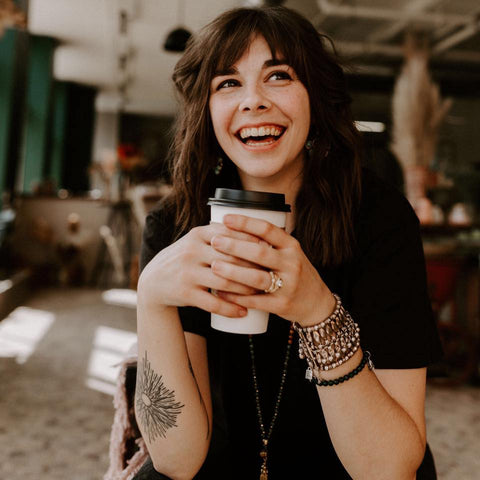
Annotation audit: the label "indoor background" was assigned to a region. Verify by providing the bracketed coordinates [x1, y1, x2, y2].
[0, 0, 479, 479]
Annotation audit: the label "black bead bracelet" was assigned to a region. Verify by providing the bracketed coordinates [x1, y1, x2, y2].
[311, 351, 373, 387]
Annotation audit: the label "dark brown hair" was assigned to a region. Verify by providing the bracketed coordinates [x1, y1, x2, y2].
[167, 6, 362, 267]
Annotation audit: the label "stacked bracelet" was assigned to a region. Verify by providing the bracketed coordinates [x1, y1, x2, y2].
[310, 350, 374, 386]
[293, 294, 360, 376]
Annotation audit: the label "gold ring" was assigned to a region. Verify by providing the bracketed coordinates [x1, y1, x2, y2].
[264, 270, 283, 294]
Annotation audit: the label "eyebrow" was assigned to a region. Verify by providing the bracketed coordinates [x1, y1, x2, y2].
[213, 58, 290, 77]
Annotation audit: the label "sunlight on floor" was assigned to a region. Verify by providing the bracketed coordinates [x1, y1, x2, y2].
[86, 325, 137, 396]
[101, 289, 137, 308]
[0, 306, 56, 364]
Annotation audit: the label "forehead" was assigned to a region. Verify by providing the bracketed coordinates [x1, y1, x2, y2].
[214, 33, 284, 74]
[238, 36, 278, 63]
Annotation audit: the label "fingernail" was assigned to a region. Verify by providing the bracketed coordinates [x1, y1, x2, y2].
[223, 215, 233, 225]
[238, 308, 247, 317]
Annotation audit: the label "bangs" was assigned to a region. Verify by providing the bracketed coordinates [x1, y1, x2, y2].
[209, 9, 307, 82]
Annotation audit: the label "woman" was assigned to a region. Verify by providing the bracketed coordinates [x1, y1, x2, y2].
[135, 6, 442, 479]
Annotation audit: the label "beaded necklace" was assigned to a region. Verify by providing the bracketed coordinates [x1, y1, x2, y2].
[248, 324, 295, 480]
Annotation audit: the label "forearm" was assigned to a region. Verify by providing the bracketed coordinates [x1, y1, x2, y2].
[317, 349, 425, 479]
[135, 298, 210, 480]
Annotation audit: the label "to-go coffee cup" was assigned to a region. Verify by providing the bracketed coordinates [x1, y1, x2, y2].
[208, 188, 291, 334]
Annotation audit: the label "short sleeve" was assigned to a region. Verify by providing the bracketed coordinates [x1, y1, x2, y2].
[347, 175, 443, 369]
[139, 204, 210, 338]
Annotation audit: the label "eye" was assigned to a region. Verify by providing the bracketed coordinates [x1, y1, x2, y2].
[268, 70, 292, 81]
[216, 79, 239, 90]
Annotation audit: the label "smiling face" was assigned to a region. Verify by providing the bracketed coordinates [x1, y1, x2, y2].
[208, 35, 311, 191]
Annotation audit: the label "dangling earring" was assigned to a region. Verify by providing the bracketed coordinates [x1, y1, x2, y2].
[214, 157, 223, 175]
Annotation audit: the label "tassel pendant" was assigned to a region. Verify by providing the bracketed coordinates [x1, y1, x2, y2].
[260, 448, 268, 480]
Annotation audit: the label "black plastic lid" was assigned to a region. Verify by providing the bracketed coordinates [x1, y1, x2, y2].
[208, 188, 291, 212]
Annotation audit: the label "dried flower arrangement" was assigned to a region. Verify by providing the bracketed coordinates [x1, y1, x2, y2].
[391, 34, 452, 171]
[390, 33, 452, 221]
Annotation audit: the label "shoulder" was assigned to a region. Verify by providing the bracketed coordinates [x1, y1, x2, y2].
[144, 198, 176, 237]
[356, 167, 418, 240]
[140, 198, 177, 272]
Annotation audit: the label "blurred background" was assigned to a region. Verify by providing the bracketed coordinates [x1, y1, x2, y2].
[0, 0, 479, 478]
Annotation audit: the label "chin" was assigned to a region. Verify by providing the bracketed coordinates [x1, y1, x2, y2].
[234, 163, 284, 180]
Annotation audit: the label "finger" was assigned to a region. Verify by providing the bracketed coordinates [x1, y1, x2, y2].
[199, 222, 263, 245]
[203, 268, 258, 295]
[223, 215, 291, 248]
[210, 235, 279, 270]
[211, 260, 271, 291]
[192, 290, 247, 318]
[199, 243, 260, 270]
[216, 291, 274, 311]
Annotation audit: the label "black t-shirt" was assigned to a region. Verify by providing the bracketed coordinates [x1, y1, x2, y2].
[139, 168, 443, 479]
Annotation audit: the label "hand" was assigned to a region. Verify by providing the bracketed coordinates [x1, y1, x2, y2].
[210, 214, 335, 326]
[138, 222, 264, 318]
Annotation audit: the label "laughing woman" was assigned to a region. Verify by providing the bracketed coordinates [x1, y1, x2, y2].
[134, 6, 442, 480]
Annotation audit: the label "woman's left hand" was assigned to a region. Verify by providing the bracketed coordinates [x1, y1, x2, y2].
[210, 214, 335, 326]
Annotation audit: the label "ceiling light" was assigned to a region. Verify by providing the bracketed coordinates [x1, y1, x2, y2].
[355, 121, 386, 133]
[163, 0, 192, 52]
[164, 27, 191, 52]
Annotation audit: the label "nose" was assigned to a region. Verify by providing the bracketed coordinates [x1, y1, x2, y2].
[238, 84, 271, 112]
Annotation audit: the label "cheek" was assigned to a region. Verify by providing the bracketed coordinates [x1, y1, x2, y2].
[278, 88, 310, 130]
[298, 94, 311, 137]
[209, 98, 233, 136]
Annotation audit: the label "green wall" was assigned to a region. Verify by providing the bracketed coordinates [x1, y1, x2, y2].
[21, 35, 56, 193]
[0, 29, 18, 195]
[48, 81, 67, 188]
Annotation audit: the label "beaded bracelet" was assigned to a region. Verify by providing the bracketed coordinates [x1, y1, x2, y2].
[308, 350, 374, 387]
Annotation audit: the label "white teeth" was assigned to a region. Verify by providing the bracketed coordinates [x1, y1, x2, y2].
[238, 126, 283, 139]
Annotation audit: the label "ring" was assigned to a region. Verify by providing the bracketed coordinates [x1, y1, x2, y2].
[264, 270, 283, 294]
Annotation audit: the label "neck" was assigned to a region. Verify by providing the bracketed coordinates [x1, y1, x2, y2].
[238, 170, 302, 235]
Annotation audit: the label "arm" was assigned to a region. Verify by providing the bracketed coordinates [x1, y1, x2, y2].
[135, 219, 264, 479]
[135, 299, 211, 480]
[211, 214, 430, 479]
[315, 344, 426, 480]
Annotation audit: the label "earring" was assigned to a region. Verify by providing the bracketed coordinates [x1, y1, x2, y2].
[214, 157, 223, 175]
[305, 139, 314, 151]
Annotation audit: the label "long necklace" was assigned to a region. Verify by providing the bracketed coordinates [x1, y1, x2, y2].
[248, 324, 294, 480]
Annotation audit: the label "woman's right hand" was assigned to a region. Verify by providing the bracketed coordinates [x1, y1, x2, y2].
[138, 223, 263, 317]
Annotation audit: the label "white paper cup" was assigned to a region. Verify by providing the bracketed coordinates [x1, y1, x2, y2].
[208, 189, 291, 334]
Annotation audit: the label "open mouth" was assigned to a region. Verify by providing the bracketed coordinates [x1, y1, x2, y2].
[236, 125, 286, 146]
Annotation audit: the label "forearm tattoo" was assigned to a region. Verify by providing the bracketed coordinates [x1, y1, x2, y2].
[136, 351, 184, 443]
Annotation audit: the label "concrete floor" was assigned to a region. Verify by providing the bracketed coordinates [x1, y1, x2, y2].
[0, 288, 479, 479]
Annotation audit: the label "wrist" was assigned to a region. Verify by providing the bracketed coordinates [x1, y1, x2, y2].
[137, 283, 172, 313]
[300, 289, 336, 327]
[294, 293, 362, 381]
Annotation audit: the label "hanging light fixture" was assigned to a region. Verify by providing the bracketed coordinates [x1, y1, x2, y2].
[164, 0, 191, 52]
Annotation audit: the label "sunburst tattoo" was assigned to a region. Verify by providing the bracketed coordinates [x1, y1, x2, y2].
[136, 351, 185, 443]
